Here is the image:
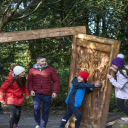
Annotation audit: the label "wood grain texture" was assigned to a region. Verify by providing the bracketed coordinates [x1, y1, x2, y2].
[0, 26, 86, 43]
[68, 34, 121, 128]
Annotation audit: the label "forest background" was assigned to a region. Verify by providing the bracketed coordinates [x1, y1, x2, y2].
[0, 0, 128, 114]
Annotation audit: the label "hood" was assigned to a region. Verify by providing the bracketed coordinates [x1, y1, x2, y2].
[33, 63, 48, 70]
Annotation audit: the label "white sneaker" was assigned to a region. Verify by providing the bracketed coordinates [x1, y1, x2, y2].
[121, 117, 128, 121]
[35, 125, 41, 128]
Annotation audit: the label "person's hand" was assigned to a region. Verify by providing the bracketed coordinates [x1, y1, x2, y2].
[1, 101, 5, 104]
[94, 83, 102, 87]
[31, 90, 35, 96]
[52, 93, 57, 98]
[95, 83, 99, 87]
[110, 66, 117, 72]
[107, 74, 113, 79]
[26, 96, 29, 99]
[90, 88, 93, 91]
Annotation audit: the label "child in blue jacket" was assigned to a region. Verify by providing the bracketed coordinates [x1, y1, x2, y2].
[59, 71, 101, 128]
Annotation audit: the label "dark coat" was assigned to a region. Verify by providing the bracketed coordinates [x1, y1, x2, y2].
[65, 77, 95, 107]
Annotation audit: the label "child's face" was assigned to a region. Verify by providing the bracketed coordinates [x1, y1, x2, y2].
[77, 76, 84, 82]
[112, 64, 118, 69]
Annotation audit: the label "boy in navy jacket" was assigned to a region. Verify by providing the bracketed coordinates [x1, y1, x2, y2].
[59, 71, 101, 128]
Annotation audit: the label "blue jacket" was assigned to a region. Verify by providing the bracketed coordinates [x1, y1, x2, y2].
[65, 77, 95, 107]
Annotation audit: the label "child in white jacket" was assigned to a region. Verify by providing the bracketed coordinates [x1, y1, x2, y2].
[107, 54, 128, 121]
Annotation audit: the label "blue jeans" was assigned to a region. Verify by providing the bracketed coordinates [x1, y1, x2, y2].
[33, 93, 51, 127]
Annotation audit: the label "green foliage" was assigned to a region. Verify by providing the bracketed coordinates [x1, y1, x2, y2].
[109, 89, 119, 113]
[51, 67, 69, 107]
[23, 95, 33, 108]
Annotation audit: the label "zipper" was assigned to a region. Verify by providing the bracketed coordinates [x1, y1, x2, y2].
[40, 70, 43, 94]
[39, 67, 46, 94]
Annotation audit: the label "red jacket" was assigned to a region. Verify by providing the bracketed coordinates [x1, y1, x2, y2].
[28, 65, 59, 95]
[8, 71, 14, 77]
[0, 76, 29, 106]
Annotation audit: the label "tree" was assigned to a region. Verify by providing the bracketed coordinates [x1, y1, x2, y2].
[0, 0, 62, 31]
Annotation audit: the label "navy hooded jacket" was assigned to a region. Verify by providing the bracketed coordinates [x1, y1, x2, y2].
[65, 77, 95, 107]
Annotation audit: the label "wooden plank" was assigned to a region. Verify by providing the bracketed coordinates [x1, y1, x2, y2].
[100, 40, 121, 128]
[0, 26, 86, 43]
[68, 34, 121, 128]
[76, 34, 117, 44]
[77, 39, 111, 53]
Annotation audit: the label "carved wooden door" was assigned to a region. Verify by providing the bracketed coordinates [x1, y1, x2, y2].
[68, 34, 121, 128]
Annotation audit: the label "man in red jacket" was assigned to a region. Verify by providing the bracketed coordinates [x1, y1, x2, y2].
[28, 55, 60, 128]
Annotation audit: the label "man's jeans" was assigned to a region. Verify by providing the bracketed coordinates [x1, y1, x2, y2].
[33, 93, 51, 127]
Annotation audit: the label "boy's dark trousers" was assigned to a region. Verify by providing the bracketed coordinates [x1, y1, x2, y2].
[59, 105, 82, 128]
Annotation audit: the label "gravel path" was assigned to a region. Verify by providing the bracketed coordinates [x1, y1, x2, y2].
[0, 109, 122, 128]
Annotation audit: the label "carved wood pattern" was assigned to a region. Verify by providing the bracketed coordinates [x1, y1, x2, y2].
[74, 46, 110, 128]
[76, 46, 109, 82]
[69, 34, 121, 128]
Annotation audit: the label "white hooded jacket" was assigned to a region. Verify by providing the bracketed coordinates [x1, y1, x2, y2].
[109, 69, 128, 99]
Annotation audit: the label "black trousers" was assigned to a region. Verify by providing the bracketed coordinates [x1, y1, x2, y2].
[59, 105, 82, 128]
[8, 104, 22, 128]
[117, 98, 128, 116]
